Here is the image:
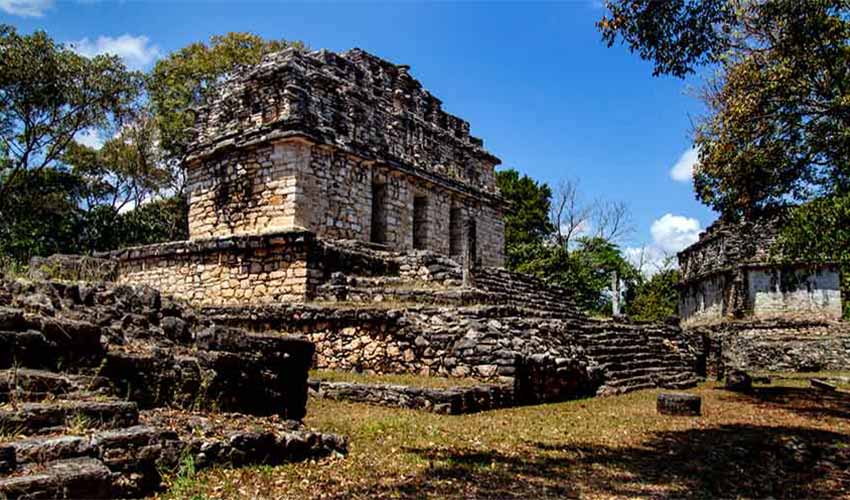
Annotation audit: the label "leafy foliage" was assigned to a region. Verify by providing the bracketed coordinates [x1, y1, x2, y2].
[627, 269, 681, 322]
[0, 24, 142, 197]
[777, 194, 850, 317]
[495, 169, 554, 269]
[599, 0, 735, 78]
[497, 167, 641, 316]
[0, 168, 86, 262]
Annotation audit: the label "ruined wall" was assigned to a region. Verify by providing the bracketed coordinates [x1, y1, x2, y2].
[187, 138, 505, 267]
[679, 274, 728, 324]
[185, 47, 507, 268]
[108, 231, 320, 307]
[678, 213, 842, 324]
[206, 303, 701, 403]
[746, 266, 842, 320]
[692, 320, 850, 375]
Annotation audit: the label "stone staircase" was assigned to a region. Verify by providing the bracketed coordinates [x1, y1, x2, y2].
[470, 267, 579, 318]
[315, 241, 582, 320]
[577, 324, 700, 395]
[0, 280, 346, 499]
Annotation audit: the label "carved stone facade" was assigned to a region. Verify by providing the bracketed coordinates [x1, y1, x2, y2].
[677, 212, 842, 325]
[185, 48, 505, 267]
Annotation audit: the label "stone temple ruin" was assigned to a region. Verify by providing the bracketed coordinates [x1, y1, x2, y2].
[678, 212, 850, 376]
[678, 211, 842, 325]
[7, 46, 848, 497]
[98, 48, 702, 403]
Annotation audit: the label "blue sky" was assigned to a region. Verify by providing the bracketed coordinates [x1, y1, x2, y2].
[1, 0, 717, 269]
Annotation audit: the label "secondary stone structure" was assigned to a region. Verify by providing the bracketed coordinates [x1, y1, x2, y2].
[677, 211, 842, 325]
[678, 211, 850, 376]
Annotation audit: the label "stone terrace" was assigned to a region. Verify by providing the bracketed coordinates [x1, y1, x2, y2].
[0, 279, 345, 499]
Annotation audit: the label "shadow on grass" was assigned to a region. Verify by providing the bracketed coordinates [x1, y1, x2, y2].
[725, 385, 850, 420]
[329, 423, 850, 499]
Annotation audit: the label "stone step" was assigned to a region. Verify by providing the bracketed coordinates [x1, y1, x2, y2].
[0, 369, 112, 404]
[600, 359, 685, 372]
[0, 457, 112, 499]
[604, 365, 685, 380]
[0, 400, 138, 435]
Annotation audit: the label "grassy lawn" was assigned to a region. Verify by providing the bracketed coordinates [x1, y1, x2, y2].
[160, 377, 850, 499]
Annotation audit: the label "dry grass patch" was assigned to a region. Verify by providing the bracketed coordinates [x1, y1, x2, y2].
[160, 377, 850, 499]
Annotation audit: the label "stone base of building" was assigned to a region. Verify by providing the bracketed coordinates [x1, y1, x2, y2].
[101, 230, 321, 307]
[689, 319, 850, 377]
[32, 236, 703, 406]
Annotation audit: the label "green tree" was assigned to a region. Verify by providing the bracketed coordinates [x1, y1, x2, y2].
[601, 0, 850, 308]
[0, 24, 142, 198]
[495, 169, 554, 269]
[628, 269, 681, 322]
[599, 0, 850, 215]
[148, 32, 305, 166]
[0, 168, 86, 261]
[599, 1, 850, 217]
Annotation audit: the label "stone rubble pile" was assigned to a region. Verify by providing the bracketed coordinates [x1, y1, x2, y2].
[0, 279, 346, 499]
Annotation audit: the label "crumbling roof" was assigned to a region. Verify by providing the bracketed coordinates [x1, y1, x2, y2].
[187, 47, 501, 196]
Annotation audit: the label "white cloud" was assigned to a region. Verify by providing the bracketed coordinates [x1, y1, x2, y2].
[670, 146, 699, 183]
[626, 214, 703, 276]
[74, 128, 104, 150]
[0, 0, 52, 17]
[624, 245, 673, 276]
[67, 35, 161, 70]
[650, 213, 702, 253]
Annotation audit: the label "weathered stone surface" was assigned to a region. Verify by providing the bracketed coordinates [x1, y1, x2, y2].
[694, 319, 850, 376]
[657, 393, 702, 416]
[0, 457, 112, 500]
[309, 379, 515, 414]
[677, 212, 842, 324]
[811, 378, 837, 391]
[0, 400, 139, 434]
[185, 48, 506, 268]
[0, 279, 346, 499]
[725, 369, 753, 392]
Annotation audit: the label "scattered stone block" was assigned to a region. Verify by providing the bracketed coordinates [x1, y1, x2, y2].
[811, 378, 837, 391]
[0, 457, 112, 500]
[725, 369, 753, 392]
[657, 392, 701, 416]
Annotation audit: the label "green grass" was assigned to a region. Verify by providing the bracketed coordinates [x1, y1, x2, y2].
[310, 369, 485, 388]
[753, 370, 850, 389]
[159, 375, 850, 499]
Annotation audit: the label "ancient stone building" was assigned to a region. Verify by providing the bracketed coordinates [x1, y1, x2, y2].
[107, 48, 509, 306]
[186, 47, 505, 265]
[677, 212, 842, 325]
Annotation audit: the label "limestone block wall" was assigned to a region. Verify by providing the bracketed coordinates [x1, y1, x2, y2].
[108, 232, 320, 307]
[187, 141, 309, 238]
[187, 138, 505, 267]
[679, 275, 728, 325]
[692, 320, 850, 375]
[747, 266, 842, 320]
[190, 48, 501, 195]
